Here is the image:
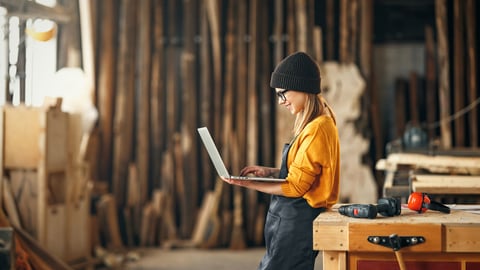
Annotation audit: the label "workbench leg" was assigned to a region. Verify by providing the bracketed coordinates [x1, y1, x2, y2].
[323, 251, 346, 270]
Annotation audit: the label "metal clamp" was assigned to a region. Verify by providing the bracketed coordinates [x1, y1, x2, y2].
[368, 234, 425, 250]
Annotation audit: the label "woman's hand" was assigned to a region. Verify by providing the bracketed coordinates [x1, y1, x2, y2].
[239, 166, 277, 177]
[220, 177, 253, 187]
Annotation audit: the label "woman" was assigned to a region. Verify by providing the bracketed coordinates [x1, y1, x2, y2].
[221, 51, 340, 270]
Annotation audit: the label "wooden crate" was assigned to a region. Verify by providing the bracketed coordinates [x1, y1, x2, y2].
[313, 206, 480, 270]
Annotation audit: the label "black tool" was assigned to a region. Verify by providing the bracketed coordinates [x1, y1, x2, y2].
[338, 198, 401, 219]
[338, 204, 378, 219]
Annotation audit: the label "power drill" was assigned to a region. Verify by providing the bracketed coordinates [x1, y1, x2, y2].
[338, 198, 401, 219]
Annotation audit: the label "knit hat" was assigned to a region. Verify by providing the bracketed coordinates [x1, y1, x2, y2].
[270, 52, 321, 94]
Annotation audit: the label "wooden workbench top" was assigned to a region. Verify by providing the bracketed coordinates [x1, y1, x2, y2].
[313, 205, 480, 252]
[314, 205, 480, 225]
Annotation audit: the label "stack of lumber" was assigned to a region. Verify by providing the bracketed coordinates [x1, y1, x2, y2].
[376, 152, 480, 202]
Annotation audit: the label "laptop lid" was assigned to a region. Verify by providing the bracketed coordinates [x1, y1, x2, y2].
[197, 127, 231, 178]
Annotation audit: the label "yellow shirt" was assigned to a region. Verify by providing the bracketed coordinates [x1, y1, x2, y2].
[281, 115, 340, 208]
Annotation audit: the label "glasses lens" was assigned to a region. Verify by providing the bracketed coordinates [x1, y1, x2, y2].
[277, 90, 287, 101]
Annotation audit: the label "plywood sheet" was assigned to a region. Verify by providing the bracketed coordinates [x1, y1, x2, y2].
[3, 106, 41, 169]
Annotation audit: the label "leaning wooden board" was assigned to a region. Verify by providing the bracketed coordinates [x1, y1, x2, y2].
[313, 205, 480, 270]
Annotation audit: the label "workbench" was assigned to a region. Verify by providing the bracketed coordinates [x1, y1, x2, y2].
[313, 205, 480, 270]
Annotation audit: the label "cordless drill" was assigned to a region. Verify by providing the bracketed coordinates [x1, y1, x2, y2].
[338, 198, 401, 219]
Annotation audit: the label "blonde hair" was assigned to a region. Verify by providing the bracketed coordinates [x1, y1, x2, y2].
[293, 94, 336, 136]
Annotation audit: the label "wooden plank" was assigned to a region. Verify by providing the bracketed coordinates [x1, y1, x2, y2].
[149, 0, 165, 186]
[173, 133, 189, 238]
[151, 190, 165, 245]
[295, 0, 307, 52]
[445, 224, 480, 252]
[199, 0, 213, 192]
[230, 0, 247, 250]
[349, 0, 358, 64]
[435, 0, 452, 149]
[136, 0, 151, 205]
[165, 0, 180, 140]
[139, 202, 155, 246]
[112, 0, 137, 207]
[205, 0, 222, 139]
[453, 0, 465, 147]
[323, 251, 347, 270]
[126, 163, 139, 207]
[97, 0, 115, 183]
[325, 0, 335, 60]
[425, 26, 437, 140]
[339, 0, 348, 63]
[66, 113, 84, 203]
[44, 205, 67, 260]
[181, 0, 198, 238]
[160, 150, 178, 242]
[286, 0, 295, 53]
[97, 194, 123, 249]
[45, 109, 68, 172]
[37, 109, 48, 247]
[79, 0, 95, 99]
[273, 0, 283, 63]
[411, 175, 480, 194]
[382, 153, 480, 175]
[465, 0, 478, 147]
[307, 0, 315, 53]
[313, 26, 323, 64]
[199, 179, 224, 249]
[246, 0, 259, 245]
[65, 196, 90, 262]
[359, 0, 373, 77]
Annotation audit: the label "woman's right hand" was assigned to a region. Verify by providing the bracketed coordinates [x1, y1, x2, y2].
[239, 166, 276, 177]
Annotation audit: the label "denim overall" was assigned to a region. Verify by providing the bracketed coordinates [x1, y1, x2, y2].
[258, 142, 325, 270]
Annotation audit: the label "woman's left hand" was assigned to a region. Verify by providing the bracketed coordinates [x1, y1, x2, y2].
[221, 177, 253, 187]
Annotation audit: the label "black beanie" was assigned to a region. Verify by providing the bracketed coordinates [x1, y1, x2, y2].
[270, 52, 321, 94]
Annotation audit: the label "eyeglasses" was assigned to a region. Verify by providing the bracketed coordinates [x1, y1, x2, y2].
[276, 89, 289, 102]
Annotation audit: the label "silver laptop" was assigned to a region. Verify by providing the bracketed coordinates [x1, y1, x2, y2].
[197, 127, 286, 182]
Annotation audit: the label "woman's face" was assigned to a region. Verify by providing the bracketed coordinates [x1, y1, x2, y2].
[275, 88, 306, 115]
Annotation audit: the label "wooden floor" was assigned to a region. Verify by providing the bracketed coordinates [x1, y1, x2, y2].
[124, 247, 323, 270]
